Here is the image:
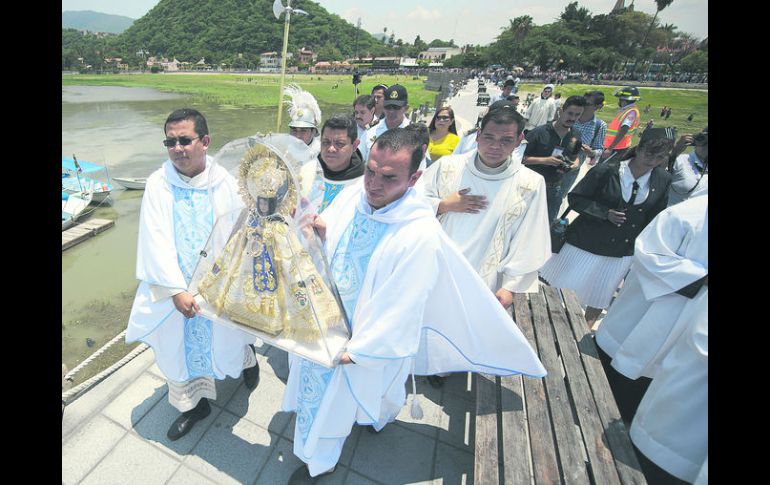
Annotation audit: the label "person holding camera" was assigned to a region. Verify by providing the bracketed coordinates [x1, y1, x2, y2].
[523, 95, 587, 222]
[667, 127, 708, 206]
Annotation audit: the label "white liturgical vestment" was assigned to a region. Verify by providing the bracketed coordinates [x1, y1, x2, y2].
[596, 195, 708, 379]
[421, 147, 551, 293]
[281, 181, 546, 474]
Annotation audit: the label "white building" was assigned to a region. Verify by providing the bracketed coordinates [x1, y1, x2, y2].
[418, 47, 463, 61]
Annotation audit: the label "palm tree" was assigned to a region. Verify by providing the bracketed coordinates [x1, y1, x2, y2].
[632, 0, 674, 73]
[641, 0, 674, 51]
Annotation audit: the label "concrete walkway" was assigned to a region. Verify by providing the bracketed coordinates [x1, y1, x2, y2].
[62, 341, 477, 484]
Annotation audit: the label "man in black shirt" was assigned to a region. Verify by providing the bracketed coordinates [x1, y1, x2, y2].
[523, 95, 587, 222]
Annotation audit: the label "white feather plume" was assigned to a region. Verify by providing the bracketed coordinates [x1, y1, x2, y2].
[284, 83, 321, 125]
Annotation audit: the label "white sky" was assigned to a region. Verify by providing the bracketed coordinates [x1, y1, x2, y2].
[62, 0, 708, 46]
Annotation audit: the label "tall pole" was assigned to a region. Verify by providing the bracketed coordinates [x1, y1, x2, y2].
[275, 0, 293, 132]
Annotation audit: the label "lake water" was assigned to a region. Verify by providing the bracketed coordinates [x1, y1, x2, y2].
[62, 85, 348, 383]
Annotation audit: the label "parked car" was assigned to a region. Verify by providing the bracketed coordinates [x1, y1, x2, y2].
[477, 93, 491, 106]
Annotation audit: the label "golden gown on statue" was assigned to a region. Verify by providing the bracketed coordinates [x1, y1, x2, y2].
[196, 143, 342, 342]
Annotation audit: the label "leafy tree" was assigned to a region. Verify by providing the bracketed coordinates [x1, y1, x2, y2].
[428, 38, 457, 48]
[677, 50, 707, 73]
[317, 42, 343, 62]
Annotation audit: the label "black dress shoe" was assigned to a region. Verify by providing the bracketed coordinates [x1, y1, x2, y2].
[167, 398, 211, 441]
[287, 464, 336, 484]
[243, 344, 260, 390]
[426, 375, 446, 388]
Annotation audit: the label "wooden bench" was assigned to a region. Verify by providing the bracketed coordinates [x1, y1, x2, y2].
[474, 286, 647, 484]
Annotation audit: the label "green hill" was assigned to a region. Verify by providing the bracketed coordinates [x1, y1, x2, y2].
[111, 0, 383, 64]
[62, 10, 135, 34]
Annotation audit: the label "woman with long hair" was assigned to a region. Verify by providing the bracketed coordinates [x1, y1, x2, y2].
[539, 128, 675, 327]
[427, 106, 460, 164]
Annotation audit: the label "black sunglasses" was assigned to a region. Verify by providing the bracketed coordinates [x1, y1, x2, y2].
[163, 135, 202, 148]
[436, 115, 452, 121]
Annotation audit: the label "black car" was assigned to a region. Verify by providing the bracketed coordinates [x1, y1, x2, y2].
[477, 93, 491, 106]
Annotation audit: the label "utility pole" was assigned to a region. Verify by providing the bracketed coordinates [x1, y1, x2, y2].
[354, 17, 361, 60]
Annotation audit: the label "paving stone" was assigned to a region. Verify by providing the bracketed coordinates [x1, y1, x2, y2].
[394, 388, 442, 439]
[226, 370, 290, 435]
[79, 433, 180, 485]
[166, 465, 219, 485]
[350, 423, 436, 483]
[133, 397, 223, 458]
[102, 372, 167, 430]
[437, 393, 476, 452]
[62, 414, 128, 485]
[213, 374, 245, 409]
[147, 362, 165, 379]
[343, 470, 384, 485]
[62, 350, 156, 439]
[184, 409, 277, 484]
[441, 372, 475, 401]
[263, 345, 290, 381]
[255, 437, 346, 485]
[434, 442, 474, 485]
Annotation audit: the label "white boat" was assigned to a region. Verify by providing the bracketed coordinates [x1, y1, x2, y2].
[62, 182, 93, 231]
[62, 155, 113, 204]
[112, 177, 147, 190]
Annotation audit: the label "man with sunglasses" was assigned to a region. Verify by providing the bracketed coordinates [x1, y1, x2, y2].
[126, 108, 260, 442]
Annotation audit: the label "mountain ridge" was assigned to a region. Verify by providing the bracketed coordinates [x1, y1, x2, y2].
[62, 10, 135, 34]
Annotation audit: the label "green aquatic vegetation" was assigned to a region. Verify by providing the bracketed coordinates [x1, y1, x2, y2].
[62, 73, 439, 109]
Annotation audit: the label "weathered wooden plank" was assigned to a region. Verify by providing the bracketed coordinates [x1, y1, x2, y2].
[62, 219, 115, 251]
[511, 293, 560, 485]
[500, 373, 529, 485]
[561, 289, 647, 485]
[530, 288, 590, 484]
[542, 286, 621, 485]
[475, 372, 500, 485]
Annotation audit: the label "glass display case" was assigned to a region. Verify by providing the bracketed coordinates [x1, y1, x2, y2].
[189, 134, 349, 367]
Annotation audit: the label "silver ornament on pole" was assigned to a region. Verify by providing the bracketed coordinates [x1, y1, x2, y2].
[272, 0, 309, 132]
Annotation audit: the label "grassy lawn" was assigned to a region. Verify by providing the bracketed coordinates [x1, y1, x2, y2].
[62, 72, 439, 109]
[62, 74, 707, 135]
[517, 82, 708, 135]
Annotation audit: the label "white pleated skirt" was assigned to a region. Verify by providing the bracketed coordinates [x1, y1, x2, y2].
[540, 243, 633, 309]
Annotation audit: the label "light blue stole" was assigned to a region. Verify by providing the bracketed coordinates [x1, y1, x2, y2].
[172, 185, 215, 378]
[296, 209, 388, 441]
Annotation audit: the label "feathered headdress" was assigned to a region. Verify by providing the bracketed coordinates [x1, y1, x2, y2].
[284, 83, 321, 129]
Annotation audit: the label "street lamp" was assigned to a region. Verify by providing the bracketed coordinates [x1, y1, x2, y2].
[272, 0, 309, 132]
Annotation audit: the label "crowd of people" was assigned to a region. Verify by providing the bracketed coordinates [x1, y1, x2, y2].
[124, 76, 707, 484]
[481, 67, 707, 88]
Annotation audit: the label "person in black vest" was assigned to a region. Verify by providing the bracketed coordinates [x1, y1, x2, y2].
[539, 128, 675, 327]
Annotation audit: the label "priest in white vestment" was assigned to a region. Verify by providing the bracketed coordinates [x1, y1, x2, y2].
[596, 194, 708, 380]
[630, 285, 707, 483]
[302, 114, 365, 214]
[125, 109, 260, 442]
[423, 101, 550, 302]
[522, 84, 557, 132]
[282, 128, 546, 483]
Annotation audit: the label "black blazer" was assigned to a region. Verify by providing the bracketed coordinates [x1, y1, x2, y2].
[565, 162, 671, 257]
